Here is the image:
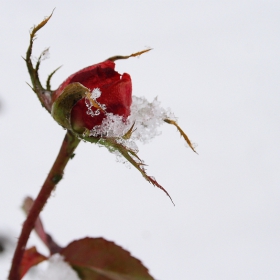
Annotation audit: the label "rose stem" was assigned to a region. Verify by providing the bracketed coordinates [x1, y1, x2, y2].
[8, 131, 80, 280]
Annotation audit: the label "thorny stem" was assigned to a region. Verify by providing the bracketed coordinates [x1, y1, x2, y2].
[8, 131, 80, 280]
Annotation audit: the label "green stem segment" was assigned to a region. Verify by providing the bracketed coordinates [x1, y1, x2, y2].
[8, 131, 80, 280]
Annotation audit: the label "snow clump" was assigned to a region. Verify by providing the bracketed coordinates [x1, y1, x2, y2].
[86, 89, 178, 166]
[37, 254, 79, 280]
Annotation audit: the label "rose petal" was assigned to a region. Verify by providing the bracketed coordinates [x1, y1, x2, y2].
[54, 61, 132, 132]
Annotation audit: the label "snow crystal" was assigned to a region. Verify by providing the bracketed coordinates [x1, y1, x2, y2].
[185, 141, 197, 149]
[88, 95, 176, 143]
[37, 254, 80, 280]
[85, 97, 101, 117]
[40, 48, 50, 61]
[114, 150, 132, 168]
[91, 88, 102, 99]
[128, 96, 177, 144]
[90, 113, 128, 138]
[85, 92, 177, 165]
[85, 88, 107, 117]
[116, 137, 139, 153]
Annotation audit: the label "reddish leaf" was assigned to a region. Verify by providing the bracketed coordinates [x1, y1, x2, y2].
[60, 237, 154, 280]
[20, 246, 47, 278]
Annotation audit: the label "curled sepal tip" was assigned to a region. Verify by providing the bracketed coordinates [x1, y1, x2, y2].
[51, 82, 89, 131]
[46, 65, 62, 91]
[107, 48, 152, 62]
[164, 119, 198, 154]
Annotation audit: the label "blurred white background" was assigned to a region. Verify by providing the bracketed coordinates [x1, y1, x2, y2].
[1, 1, 280, 279]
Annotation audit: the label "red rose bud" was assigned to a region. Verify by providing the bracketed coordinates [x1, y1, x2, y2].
[24, 13, 195, 206]
[52, 60, 132, 134]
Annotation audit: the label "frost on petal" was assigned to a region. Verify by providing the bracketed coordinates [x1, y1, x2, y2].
[37, 254, 80, 280]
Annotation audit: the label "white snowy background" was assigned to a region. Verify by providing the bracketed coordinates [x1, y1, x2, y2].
[1, 1, 280, 279]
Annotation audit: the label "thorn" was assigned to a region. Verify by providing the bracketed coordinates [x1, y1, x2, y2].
[46, 65, 62, 90]
[122, 122, 136, 139]
[25, 82, 35, 92]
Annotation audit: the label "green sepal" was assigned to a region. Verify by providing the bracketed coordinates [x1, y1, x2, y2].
[51, 82, 89, 130]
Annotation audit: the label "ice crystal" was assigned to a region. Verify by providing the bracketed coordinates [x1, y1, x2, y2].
[115, 150, 132, 168]
[89, 95, 175, 143]
[85, 88, 176, 165]
[40, 48, 50, 61]
[86, 93, 178, 166]
[90, 113, 128, 138]
[91, 88, 102, 99]
[84, 88, 108, 118]
[128, 96, 177, 144]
